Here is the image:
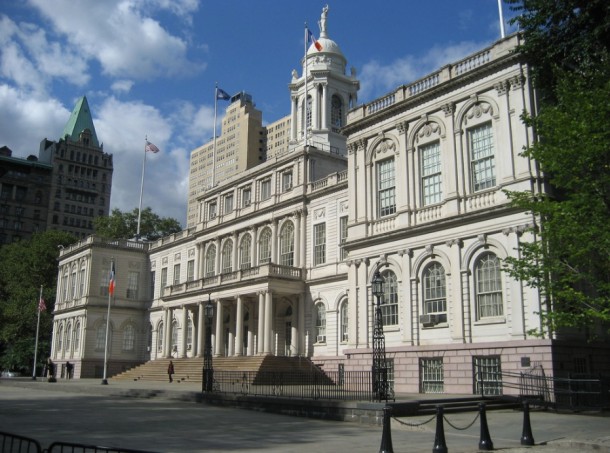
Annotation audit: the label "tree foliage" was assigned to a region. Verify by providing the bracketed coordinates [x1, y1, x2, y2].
[503, 0, 610, 332]
[93, 207, 182, 241]
[0, 230, 77, 373]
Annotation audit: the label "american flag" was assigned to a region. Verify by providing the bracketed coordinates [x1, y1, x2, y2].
[145, 140, 160, 153]
[38, 297, 46, 312]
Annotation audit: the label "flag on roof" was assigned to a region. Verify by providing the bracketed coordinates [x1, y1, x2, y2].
[307, 27, 323, 51]
[38, 297, 46, 312]
[108, 261, 115, 296]
[217, 88, 231, 101]
[145, 140, 160, 153]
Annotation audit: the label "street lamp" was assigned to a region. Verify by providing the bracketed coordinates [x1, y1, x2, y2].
[202, 295, 214, 393]
[371, 263, 388, 402]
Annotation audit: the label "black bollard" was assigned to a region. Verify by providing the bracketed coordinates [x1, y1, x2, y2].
[520, 400, 535, 446]
[478, 403, 494, 451]
[432, 405, 448, 453]
[379, 405, 394, 453]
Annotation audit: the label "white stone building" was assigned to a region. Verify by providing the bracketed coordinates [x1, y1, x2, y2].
[50, 8, 609, 391]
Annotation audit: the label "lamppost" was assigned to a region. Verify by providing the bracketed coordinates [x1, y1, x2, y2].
[371, 264, 388, 402]
[202, 295, 214, 393]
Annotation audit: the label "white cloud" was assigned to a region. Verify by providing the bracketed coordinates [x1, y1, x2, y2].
[111, 80, 135, 93]
[94, 96, 191, 224]
[0, 84, 69, 155]
[358, 41, 486, 102]
[0, 15, 89, 92]
[28, 0, 203, 80]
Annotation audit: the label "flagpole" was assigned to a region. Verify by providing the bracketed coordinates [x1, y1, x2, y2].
[304, 23, 308, 148]
[101, 259, 113, 385]
[31, 285, 43, 380]
[212, 84, 218, 188]
[497, 0, 506, 38]
[136, 138, 147, 240]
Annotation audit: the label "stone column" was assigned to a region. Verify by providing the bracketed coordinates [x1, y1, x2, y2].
[257, 292, 265, 355]
[297, 293, 304, 355]
[271, 219, 278, 263]
[164, 308, 173, 358]
[196, 301, 204, 357]
[235, 295, 244, 356]
[214, 300, 223, 357]
[321, 83, 328, 129]
[294, 211, 301, 267]
[263, 291, 273, 355]
[251, 226, 258, 266]
[180, 305, 188, 358]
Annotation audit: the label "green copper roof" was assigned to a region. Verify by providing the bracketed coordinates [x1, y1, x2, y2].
[61, 96, 99, 147]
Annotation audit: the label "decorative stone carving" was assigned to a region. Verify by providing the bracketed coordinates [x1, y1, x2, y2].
[441, 102, 455, 116]
[494, 80, 509, 96]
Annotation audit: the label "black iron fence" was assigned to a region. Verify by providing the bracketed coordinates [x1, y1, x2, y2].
[0, 432, 157, 453]
[474, 365, 610, 410]
[209, 370, 377, 401]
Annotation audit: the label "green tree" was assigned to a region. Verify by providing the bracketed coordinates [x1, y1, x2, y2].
[94, 207, 182, 241]
[0, 230, 77, 374]
[503, 0, 610, 332]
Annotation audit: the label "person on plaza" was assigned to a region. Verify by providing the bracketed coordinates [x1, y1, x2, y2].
[47, 357, 56, 382]
[167, 360, 174, 383]
[66, 361, 73, 379]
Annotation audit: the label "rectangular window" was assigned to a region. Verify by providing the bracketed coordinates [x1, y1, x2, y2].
[79, 268, 86, 298]
[126, 271, 139, 299]
[173, 264, 181, 285]
[339, 216, 348, 260]
[282, 171, 293, 191]
[377, 159, 396, 217]
[208, 202, 217, 220]
[421, 141, 442, 205]
[260, 179, 271, 200]
[473, 356, 502, 396]
[314, 223, 326, 265]
[470, 122, 496, 191]
[242, 187, 252, 207]
[160, 267, 167, 288]
[187, 260, 195, 282]
[420, 358, 444, 393]
[99, 270, 109, 297]
[224, 194, 233, 214]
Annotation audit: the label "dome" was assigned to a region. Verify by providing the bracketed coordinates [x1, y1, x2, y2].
[307, 36, 345, 59]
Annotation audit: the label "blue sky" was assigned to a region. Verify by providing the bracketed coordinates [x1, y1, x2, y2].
[0, 1, 518, 226]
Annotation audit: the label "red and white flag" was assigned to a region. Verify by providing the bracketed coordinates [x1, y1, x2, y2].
[38, 297, 46, 312]
[145, 140, 160, 153]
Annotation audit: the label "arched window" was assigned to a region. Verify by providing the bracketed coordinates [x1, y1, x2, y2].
[422, 262, 447, 323]
[58, 325, 64, 352]
[205, 244, 216, 277]
[157, 322, 164, 352]
[65, 323, 72, 353]
[239, 234, 252, 269]
[221, 239, 233, 273]
[315, 303, 326, 343]
[475, 253, 503, 319]
[381, 270, 398, 326]
[339, 300, 348, 342]
[259, 228, 272, 264]
[305, 95, 313, 131]
[73, 321, 81, 351]
[331, 95, 343, 129]
[78, 264, 86, 298]
[279, 221, 294, 266]
[123, 324, 135, 351]
[96, 322, 110, 351]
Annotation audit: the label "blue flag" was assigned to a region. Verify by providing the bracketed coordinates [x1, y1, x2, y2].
[217, 88, 230, 101]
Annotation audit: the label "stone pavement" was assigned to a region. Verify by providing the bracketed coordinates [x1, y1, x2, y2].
[1, 377, 609, 452]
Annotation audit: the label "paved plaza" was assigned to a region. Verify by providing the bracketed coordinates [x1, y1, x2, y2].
[1, 378, 609, 452]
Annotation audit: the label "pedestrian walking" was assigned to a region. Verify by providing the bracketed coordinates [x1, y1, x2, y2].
[168, 360, 174, 383]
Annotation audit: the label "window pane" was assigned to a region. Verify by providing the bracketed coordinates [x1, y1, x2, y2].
[423, 263, 446, 322]
[476, 253, 503, 318]
[470, 123, 496, 191]
[314, 223, 326, 265]
[381, 270, 398, 326]
[377, 159, 396, 217]
[421, 141, 442, 205]
[280, 222, 294, 266]
[259, 229, 271, 264]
